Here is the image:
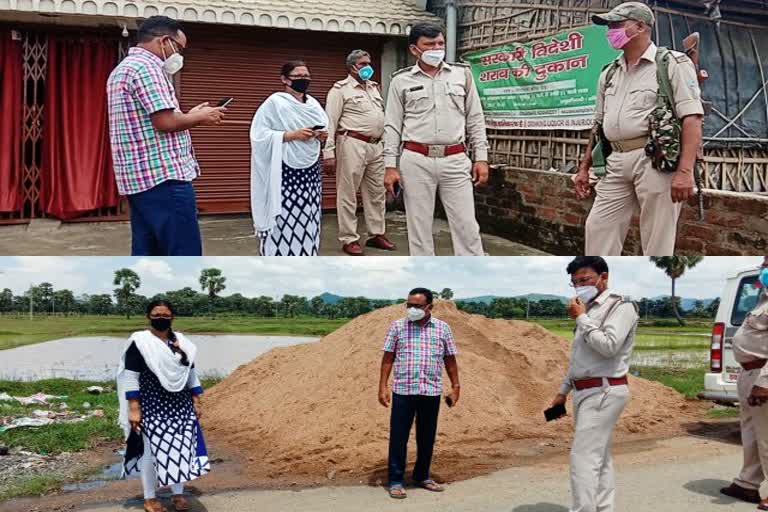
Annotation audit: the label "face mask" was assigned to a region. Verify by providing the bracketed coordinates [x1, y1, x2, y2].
[407, 307, 426, 322]
[289, 79, 311, 94]
[357, 65, 374, 81]
[606, 27, 633, 49]
[150, 317, 172, 331]
[760, 268, 768, 288]
[419, 49, 445, 67]
[161, 40, 184, 75]
[575, 286, 599, 303]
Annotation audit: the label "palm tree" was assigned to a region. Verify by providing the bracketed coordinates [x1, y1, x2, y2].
[113, 269, 141, 319]
[199, 268, 226, 318]
[650, 256, 704, 326]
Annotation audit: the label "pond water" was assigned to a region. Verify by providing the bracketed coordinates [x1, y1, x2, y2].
[0, 334, 319, 381]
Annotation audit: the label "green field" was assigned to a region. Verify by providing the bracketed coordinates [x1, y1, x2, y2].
[0, 315, 347, 351]
[534, 318, 712, 352]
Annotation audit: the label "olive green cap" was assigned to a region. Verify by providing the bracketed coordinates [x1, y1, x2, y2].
[592, 2, 655, 26]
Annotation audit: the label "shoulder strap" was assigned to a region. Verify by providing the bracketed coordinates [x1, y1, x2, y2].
[599, 296, 626, 329]
[655, 46, 678, 118]
[603, 59, 621, 91]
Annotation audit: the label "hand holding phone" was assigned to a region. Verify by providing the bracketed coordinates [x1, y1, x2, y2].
[217, 97, 234, 108]
[544, 403, 567, 422]
[312, 125, 326, 131]
[445, 395, 454, 407]
[392, 181, 402, 198]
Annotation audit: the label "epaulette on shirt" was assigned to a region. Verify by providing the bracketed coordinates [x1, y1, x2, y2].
[450, 62, 470, 68]
[391, 67, 411, 78]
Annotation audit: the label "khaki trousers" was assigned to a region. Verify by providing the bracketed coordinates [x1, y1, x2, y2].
[585, 149, 681, 256]
[399, 150, 484, 256]
[732, 368, 768, 491]
[570, 384, 629, 512]
[336, 136, 386, 245]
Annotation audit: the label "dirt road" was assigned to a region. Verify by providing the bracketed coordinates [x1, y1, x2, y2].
[54, 435, 762, 512]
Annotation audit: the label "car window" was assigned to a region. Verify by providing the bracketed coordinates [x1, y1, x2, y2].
[732, 275, 762, 326]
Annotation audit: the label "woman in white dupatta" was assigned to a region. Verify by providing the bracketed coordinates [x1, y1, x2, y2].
[116, 300, 209, 512]
[250, 60, 329, 256]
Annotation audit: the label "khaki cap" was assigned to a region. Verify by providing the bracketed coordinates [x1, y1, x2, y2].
[593, 2, 655, 26]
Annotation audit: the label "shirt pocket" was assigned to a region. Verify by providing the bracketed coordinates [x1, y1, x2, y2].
[627, 88, 657, 113]
[346, 94, 367, 114]
[405, 88, 432, 114]
[446, 83, 466, 114]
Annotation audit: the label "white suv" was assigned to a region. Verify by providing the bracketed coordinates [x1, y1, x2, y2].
[699, 265, 762, 404]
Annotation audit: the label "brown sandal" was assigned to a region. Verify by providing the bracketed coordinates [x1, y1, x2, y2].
[171, 494, 191, 511]
[143, 499, 168, 512]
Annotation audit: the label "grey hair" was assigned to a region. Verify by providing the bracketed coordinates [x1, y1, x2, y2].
[346, 49, 371, 69]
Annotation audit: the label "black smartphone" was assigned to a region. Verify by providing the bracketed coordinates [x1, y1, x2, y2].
[217, 96, 234, 108]
[392, 182, 402, 198]
[445, 395, 454, 407]
[312, 125, 326, 131]
[544, 403, 566, 422]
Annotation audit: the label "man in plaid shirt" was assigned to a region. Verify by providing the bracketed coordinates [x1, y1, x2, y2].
[107, 16, 225, 256]
[378, 287, 460, 499]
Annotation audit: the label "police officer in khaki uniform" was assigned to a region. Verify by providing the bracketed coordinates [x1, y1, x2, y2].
[574, 2, 704, 256]
[550, 256, 639, 512]
[383, 22, 490, 256]
[721, 256, 768, 508]
[324, 50, 396, 256]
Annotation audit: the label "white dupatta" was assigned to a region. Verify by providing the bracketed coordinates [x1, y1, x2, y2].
[249, 92, 328, 236]
[115, 330, 197, 439]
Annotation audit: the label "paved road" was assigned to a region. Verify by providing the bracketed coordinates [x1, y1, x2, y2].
[78, 436, 764, 512]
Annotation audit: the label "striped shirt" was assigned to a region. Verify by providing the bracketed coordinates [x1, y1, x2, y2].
[107, 47, 199, 196]
[382, 316, 457, 396]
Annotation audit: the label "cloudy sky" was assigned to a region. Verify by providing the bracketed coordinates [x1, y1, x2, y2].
[0, 256, 761, 300]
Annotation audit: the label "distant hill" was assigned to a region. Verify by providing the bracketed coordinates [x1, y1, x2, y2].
[317, 293, 343, 304]
[650, 296, 716, 310]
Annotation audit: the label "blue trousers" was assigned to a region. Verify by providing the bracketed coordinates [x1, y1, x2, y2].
[387, 393, 441, 485]
[126, 180, 202, 256]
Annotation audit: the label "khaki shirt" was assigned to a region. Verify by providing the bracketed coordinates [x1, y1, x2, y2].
[733, 290, 768, 386]
[559, 290, 639, 396]
[383, 62, 489, 168]
[323, 75, 385, 160]
[595, 42, 704, 142]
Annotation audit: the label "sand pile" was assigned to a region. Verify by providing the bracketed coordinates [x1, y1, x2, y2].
[202, 301, 702, 483]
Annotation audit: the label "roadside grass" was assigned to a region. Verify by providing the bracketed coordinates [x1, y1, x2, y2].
[0, 379, 121, 454]
[0, 316, 347, 351]
[0, 474, 65, 502]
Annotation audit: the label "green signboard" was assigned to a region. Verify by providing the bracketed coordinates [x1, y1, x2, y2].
[464, 25, 621, 130]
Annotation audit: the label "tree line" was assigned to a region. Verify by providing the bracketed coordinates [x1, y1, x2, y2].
[0, 268, 719, 321]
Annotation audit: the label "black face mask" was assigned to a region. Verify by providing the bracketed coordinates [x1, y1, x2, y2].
[150, 317, 172, 331]
[290, 78, 311, 93]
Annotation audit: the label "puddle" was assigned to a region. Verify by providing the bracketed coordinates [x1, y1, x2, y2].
[0, 334, 318, 381]
[62, 453, 134, 492]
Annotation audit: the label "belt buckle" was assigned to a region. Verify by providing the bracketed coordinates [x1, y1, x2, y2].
[427, 145, 445, 158]
[614, 141, 623, 152]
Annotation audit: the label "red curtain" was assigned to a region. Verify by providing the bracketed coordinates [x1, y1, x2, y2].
[40, 36, 119, 220]
[0, 31, 23, 213]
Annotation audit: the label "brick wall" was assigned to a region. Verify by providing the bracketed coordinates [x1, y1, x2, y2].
[473, 168, 768, 255]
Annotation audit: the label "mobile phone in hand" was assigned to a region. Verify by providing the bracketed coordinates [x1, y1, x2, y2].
[445, 395, 454, 407]
[392, 182, 402, 198]
[217, 97, 234, 108]
[544, 403, 566, 422]
[312, 125, 326, 131]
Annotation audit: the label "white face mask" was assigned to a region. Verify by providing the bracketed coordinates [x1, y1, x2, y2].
[407, 307, 426, 322]
[419, 49, 445, 67]
[574, 286, 599, 303]
[161, 40, 184, 76]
